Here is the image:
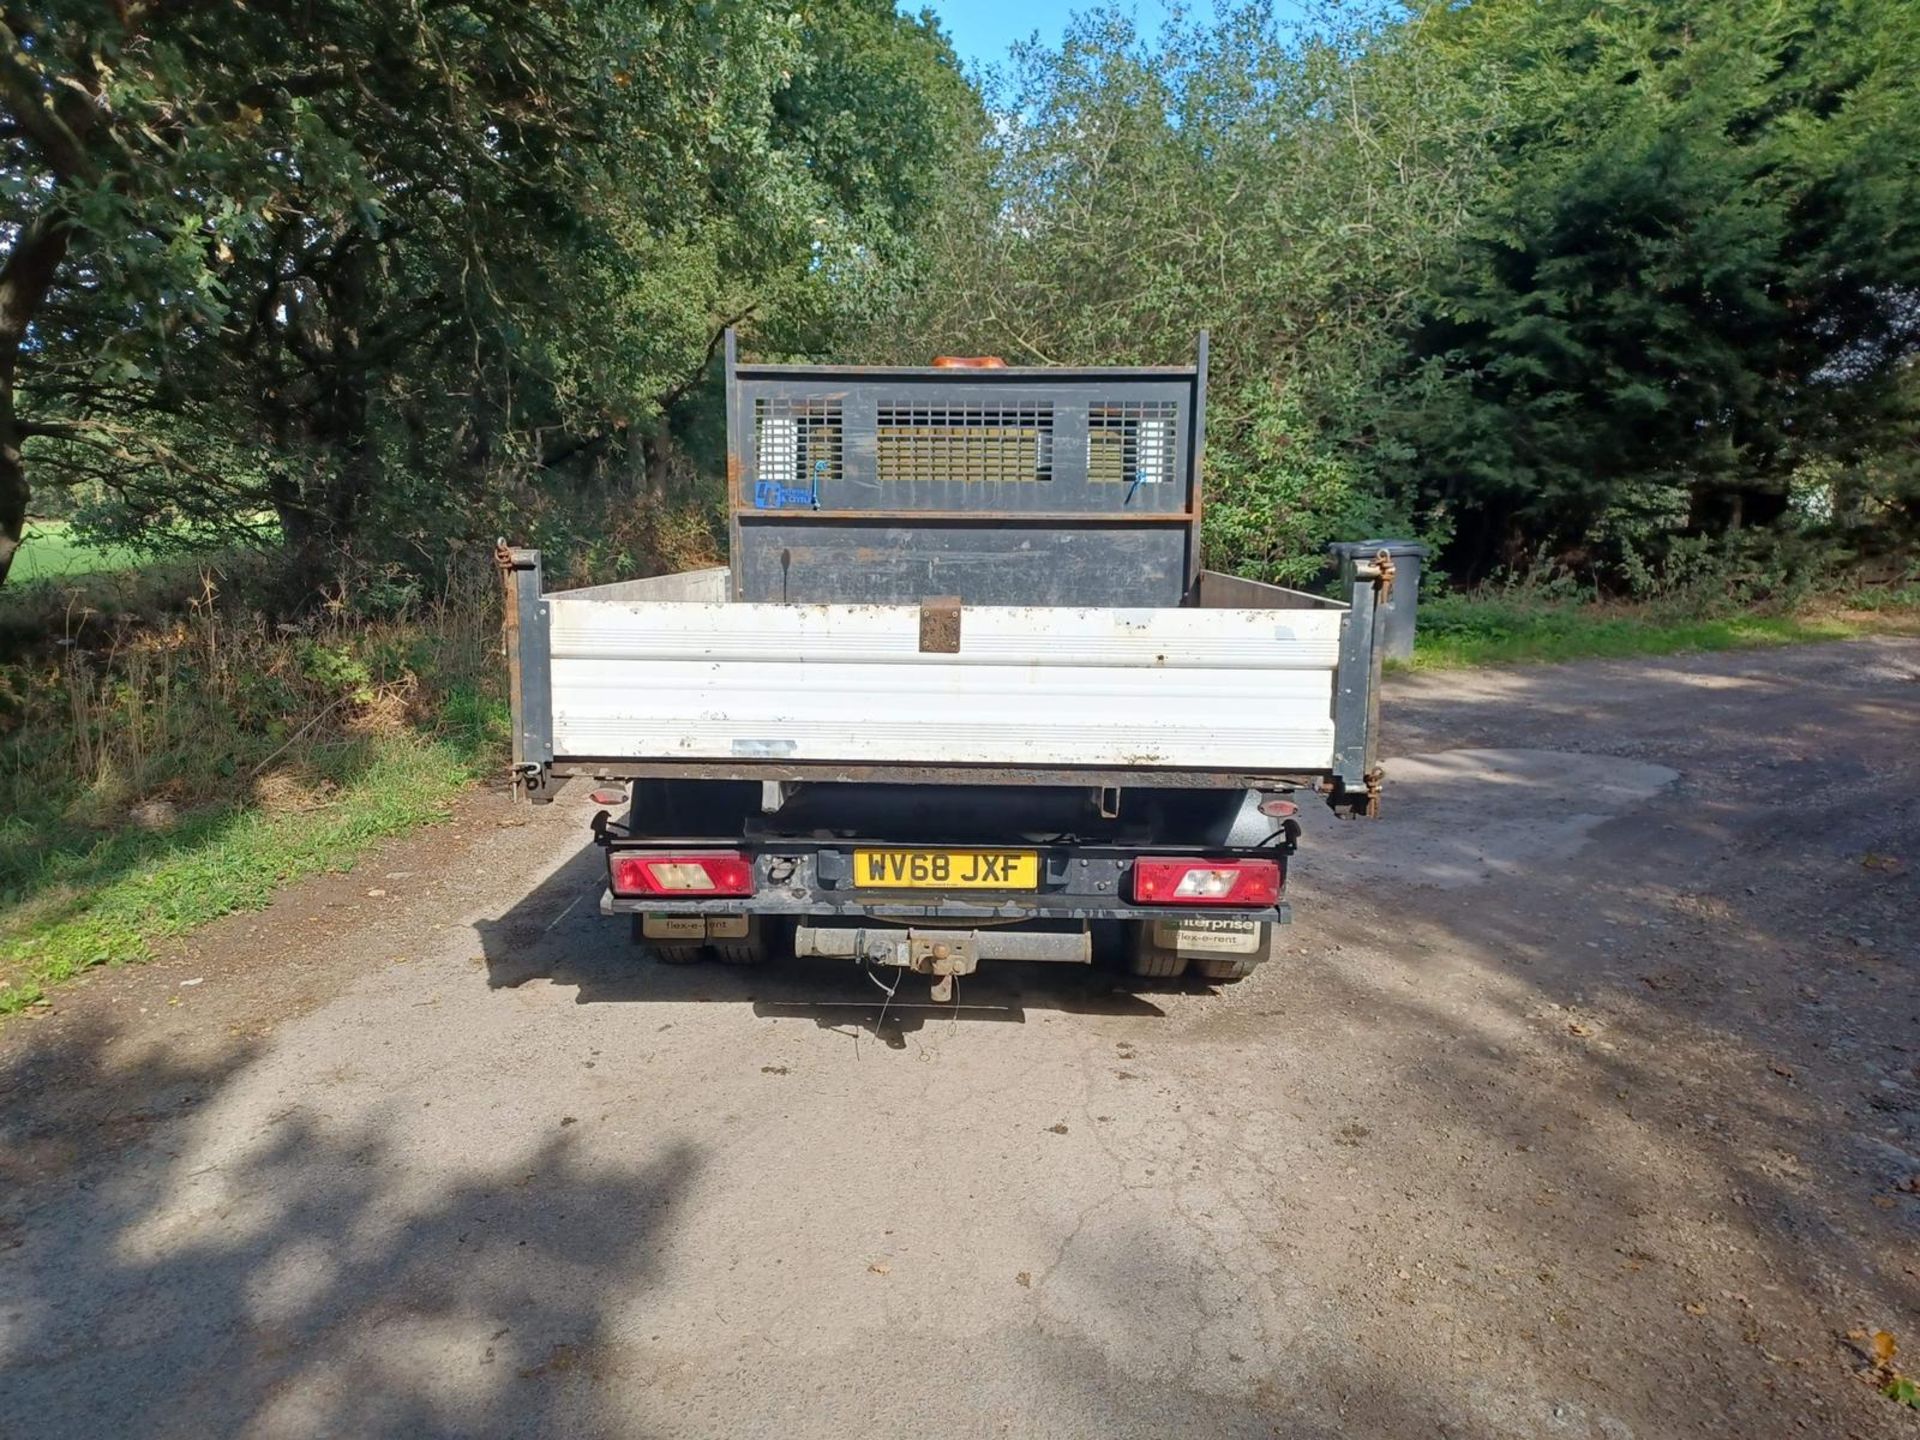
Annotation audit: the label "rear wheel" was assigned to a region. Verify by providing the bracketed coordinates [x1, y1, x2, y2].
[1125, 923, 1189, 978]
[1191, 925, 1278, 982]
[631, 913, 704, 963]
[1191, 956, 1259, 982]
[1126, 920, 1278, 982]
[711, 916, 771, 966]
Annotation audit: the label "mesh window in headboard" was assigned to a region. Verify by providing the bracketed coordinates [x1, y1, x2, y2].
[1087, 401, 1178, 486]
[876, 403, 1055, 483]
[753, 397, 842, 505]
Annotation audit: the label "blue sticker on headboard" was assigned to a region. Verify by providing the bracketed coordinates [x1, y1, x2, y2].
[753, 480, 817, 509]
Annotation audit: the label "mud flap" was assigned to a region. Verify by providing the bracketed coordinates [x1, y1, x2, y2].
[641, 914, 751, 941]
[1149, 918, 1265, 957]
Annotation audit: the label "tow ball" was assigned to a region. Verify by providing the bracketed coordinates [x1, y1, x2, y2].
[909, 931, 977, 1002]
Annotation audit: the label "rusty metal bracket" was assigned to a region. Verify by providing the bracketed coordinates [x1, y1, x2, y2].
[495, 542, 526, 788]
[918, 596, 962, 653]
[1361, 766, 1384, 819]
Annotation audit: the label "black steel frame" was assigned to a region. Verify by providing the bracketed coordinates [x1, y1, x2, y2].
[724, 331, 1210, 608]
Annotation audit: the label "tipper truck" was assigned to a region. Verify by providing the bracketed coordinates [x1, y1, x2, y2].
[498, 334, 1389, 999]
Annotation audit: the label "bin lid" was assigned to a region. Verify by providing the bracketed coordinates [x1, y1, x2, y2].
[1327, 538, 1431, 558]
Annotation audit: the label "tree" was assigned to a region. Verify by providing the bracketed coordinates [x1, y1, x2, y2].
[1404, 0, 1920, 574]
[861, 1, 1497, 581]
[2, 0, 606, 578]
[524, 0, 980, 506]
[1, 1, 979, 585]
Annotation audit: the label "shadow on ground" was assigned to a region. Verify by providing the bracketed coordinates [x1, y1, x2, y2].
[0, 1015, 699, 1439]
[1, 640, 1915, 1439]
[472, 841, 1223, 1042]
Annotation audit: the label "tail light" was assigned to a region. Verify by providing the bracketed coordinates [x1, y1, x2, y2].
[1132, 858, 1281, 906]
[610, 852, 755, 897]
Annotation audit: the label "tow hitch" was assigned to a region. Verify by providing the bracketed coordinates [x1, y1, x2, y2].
[792, 925, 1091, 1001]
[909, 931, 976, 1003]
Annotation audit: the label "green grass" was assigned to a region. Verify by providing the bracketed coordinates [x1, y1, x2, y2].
[0, 561, 506, 1017]
[0, 723, 497, 1015]
[10, 514, 284, 586]
[10, 519, 144, 582]
[1408, 594, 1919, 669]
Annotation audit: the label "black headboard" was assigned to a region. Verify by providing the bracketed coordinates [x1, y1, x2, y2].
[724, 332, 1209, 607]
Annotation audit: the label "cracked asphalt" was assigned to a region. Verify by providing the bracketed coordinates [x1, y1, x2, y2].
[3, 638, 1918, 1438]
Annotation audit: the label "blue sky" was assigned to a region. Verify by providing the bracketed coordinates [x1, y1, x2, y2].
[916, 1, 1219, 74]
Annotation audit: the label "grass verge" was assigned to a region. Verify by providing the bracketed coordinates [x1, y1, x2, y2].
[0, 503, 716, 1018]
[1409, 594, 1920, 669]
[11, 515, 283, 585]
[0, 729, 491, 1015]
[0, 560, 506, 1017]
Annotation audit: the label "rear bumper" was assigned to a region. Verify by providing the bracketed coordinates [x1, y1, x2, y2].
[598, 844, 1290, 925]
[617, 910, 1280, 973]
[599, 887, 1290, 926]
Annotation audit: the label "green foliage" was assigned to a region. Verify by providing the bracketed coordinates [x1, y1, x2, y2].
[0, 736, 486, 1015]
[1410, 523, 1918, 668]
[295, 640, 375, 705]
[1206, 386, 1408, 585]
[1614, 528, 1848, 613]
[9, 0, 1913, 594]
[864, 0, 1919, 586]
[0, 568, 506, 1012]
[863, 2, 1491, 580]
[1411, 595, 1903, 669]
[1405, 0, 1920, 567]
[1843, 561, 1920, 612]
[7, 520, 141, 583]
[2, 0, 977, 587]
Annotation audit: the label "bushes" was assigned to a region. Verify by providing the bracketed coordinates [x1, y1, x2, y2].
[863, 0, 1920, 586]
[1614, 530, 1850, 616]
[0, 483, 730, 1011]
[1204, 387, 1419, 586]
[0, 556, 508, 1011]
[1411, 527, 1916, 668]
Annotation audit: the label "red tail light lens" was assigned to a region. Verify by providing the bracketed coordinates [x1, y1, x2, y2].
[1132, 858, 1281, 906]
[610, 852, 755, 897]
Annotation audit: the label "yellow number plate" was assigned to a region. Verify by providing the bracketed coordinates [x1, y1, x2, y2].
[852, 848, 1039, 890]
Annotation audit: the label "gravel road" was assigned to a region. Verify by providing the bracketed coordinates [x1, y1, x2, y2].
[3, 639, 1918, 1439]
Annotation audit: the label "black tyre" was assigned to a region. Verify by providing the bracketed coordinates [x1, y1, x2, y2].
[1125, 923, 1189, 978]
[1191, 925, 1277, 982]
[631, 913, 704, 962]
[711, 916, 771, 965]
[1192, 956, 1258, 982]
